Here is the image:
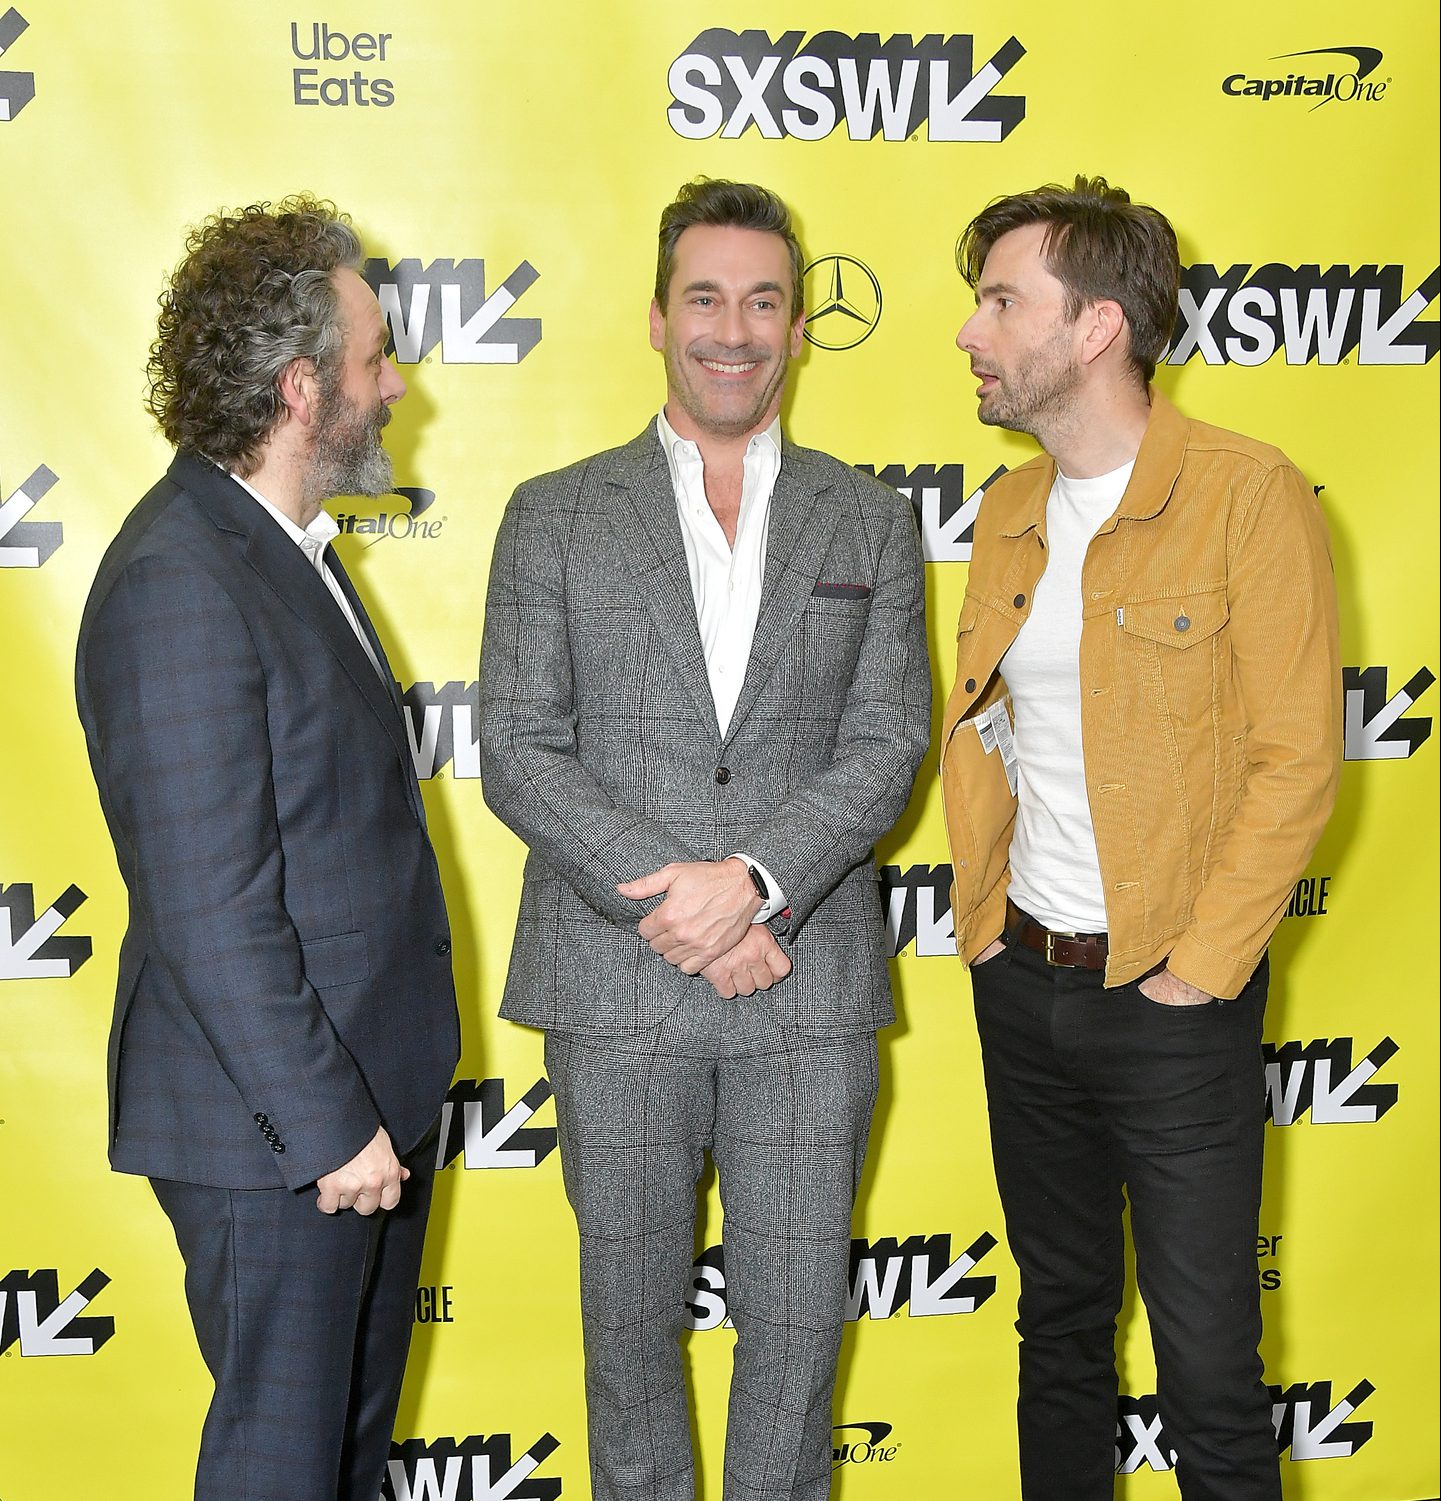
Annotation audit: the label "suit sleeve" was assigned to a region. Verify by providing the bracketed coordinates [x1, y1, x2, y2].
[1165, 463, 1342, 997]
[83, 553, 379, 1189]
[478, 478, 703, 922]
[740, 487, 932, 936]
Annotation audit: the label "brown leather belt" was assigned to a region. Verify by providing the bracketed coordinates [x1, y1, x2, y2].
[1007, 899, 1107, 970]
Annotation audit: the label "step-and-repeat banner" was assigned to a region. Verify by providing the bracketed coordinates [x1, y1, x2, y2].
[3, 2, 1437, 1497]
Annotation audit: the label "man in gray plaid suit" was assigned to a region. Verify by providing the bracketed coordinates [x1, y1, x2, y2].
[480, 179, 930, 1500]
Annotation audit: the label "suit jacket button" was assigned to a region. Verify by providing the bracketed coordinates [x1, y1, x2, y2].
[714, 767, 731, 785]
[272, 1142, 285, 1154]
[254, 1113, 268, 1125]
[434, 937, 452, 956]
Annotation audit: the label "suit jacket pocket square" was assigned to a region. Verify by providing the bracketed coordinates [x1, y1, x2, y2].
[812, 581, 872, 600]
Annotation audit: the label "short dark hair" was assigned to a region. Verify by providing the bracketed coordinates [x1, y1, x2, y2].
[146, 195, 363, 476]
[956, 175, 1179, 385]
[655, 178, 805, 319]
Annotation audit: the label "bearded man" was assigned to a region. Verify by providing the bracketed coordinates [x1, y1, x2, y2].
[74, 197, 459, 1501]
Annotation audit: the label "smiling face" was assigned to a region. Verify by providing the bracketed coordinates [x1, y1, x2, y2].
[955, 221, 1084, 438]
[649, 224, 805, 443]
[307, 268, 407, 501]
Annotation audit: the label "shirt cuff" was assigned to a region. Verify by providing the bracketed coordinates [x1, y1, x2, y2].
[730, 853, 787, 923]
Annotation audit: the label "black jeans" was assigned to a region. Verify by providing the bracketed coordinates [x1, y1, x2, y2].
[970, 938, 1279, 1501]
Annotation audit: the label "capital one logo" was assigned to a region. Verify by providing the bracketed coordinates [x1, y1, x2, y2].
[1165, 264, 1438, 366]
[1265, 1038, 1398, 1125]
[858, 464, 1006, 562]
[436, 1078, 557, 1170]
[383, 1433, 561, 1501]
[1343, 666, 1434, 759]
[1116, 1381, 1374, 1471]
[685, 1231, 997, 1330]
[1, 462, 61, 566]
[0, 1269, 114, 1356]
[1, 883, 91, 980]
[833, 1421, 900, 1469]
[0, 7, 34, 121]
[362, 259, 541, 365]
[667, 30, 1025, 142]
[403, 681, 480, 779]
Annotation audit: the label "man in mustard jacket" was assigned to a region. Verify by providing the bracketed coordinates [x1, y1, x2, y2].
[942, 177, 1340, 1501]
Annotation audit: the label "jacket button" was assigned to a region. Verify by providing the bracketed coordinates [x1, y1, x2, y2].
[715, 766, 731, 785]
[253, 1113, 268, 1125]
[1013, 593, 1026, 609]
[271, 1142, 285, 1154]
[964, 678, 976, 693]
[434, 937, 452, 956]
[1174, 614, 1191, 632]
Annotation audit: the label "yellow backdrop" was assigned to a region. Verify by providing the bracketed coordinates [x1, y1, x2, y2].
[2, 2, 1437, 1497]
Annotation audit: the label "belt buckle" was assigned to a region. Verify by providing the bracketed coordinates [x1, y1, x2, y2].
[1045, 932, 1061, 965]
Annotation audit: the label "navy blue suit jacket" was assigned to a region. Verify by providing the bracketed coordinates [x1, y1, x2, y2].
[75, 453, 459, 1190]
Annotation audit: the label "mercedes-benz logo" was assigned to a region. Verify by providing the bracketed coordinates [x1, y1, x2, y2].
[802, 254, 882, 351]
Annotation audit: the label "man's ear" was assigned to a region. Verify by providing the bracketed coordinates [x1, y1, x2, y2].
[789, 310, 806, 357]
[648, 297, 666, 353]
[1080, 299, 1127, 368]
[278, 357, 321, 427]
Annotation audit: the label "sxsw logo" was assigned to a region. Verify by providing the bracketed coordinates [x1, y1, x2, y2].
[0, 462, 61, 566]
[0, 883, 91, 980]
[685, 1232, 997, 1329]
[0, 1269, 114, 1356]
[1343, 666, 1434, 759]
[436, 1078, 557, 1170]
[403, 682, 480, 780]
[1265, 1038, 1398, 1126]
[666, 30, 1026, 142]
[881, 863, 956, 957]
[362, 259, 540, 365]
[833, 1420, 901, 1469]
[1116, 1381, 1374, 1471]
[857, 463, 1006, 562]
[383, 1433, 561, 1501]
[0, 7, 34, 121]
[1165, 264, 1438, 365]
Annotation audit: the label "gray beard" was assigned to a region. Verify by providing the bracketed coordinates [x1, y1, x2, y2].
[305, 401, 394, 505]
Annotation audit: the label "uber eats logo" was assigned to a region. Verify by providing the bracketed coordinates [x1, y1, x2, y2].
[362, 259, 541, 365]
[1116, 1381, 1375, 1471]
[290, 21, 394, 107]
[383, 1433, 561, 1501]
[402, 682, 480, 780]
[1165, 264, 1438, 366]
[1, 883, 91, 981]
[436, 1078, 557, 1171]
[667, 30, 1026, 142]
[1265, 1038, 1398, 1126]
[686, 1232, 997, 1329]
[1, 1269, 114, 1356]
[857, 463, 1006, 562]
[0, 6, 34, 121]
[1, 461, 61, 566]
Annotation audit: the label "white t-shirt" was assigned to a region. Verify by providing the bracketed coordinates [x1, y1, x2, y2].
[1002, 460, 1134, 932]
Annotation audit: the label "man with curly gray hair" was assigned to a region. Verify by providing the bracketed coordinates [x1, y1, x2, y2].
[75, 196, 459, 1500]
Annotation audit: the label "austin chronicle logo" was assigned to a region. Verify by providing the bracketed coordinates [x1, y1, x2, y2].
[0, 884, 91, 980]
[666, 30, 1026, 142]
[0, 1269, 114, 1356]
[803, 256, 881, 351]
[1165, 265, 1438, 366]
[362, 259, 541, 365]
[383, 1433, 561, 1500]
[0, 7, 34, 121]
[0, 462, 61, 566]
[1222, 47, 1389, 108]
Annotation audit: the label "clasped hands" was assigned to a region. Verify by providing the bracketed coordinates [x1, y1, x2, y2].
[617, 858, 791, 999]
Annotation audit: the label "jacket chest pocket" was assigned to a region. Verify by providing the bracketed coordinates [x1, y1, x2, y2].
[1117, 587, 1228, 724]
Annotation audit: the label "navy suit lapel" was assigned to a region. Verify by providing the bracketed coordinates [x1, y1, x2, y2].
[723, 442, 838, 745]
[603, 427, 722, 740]
[174, 456, 415, 774]
[323, 547, 404, 714]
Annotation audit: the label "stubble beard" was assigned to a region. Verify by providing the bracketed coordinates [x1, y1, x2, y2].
[667, 337, 788, 441]
[977, 330, 1082, 443]
[304, 378, 394, 506]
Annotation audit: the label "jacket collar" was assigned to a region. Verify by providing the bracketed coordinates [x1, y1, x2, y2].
[997, 387, 1189, 537]
[602, 423, 836, 746]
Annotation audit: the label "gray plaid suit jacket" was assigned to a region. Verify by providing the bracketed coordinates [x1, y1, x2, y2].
[480, 424, 930, 1034]
[75, 453, 460, 1191]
